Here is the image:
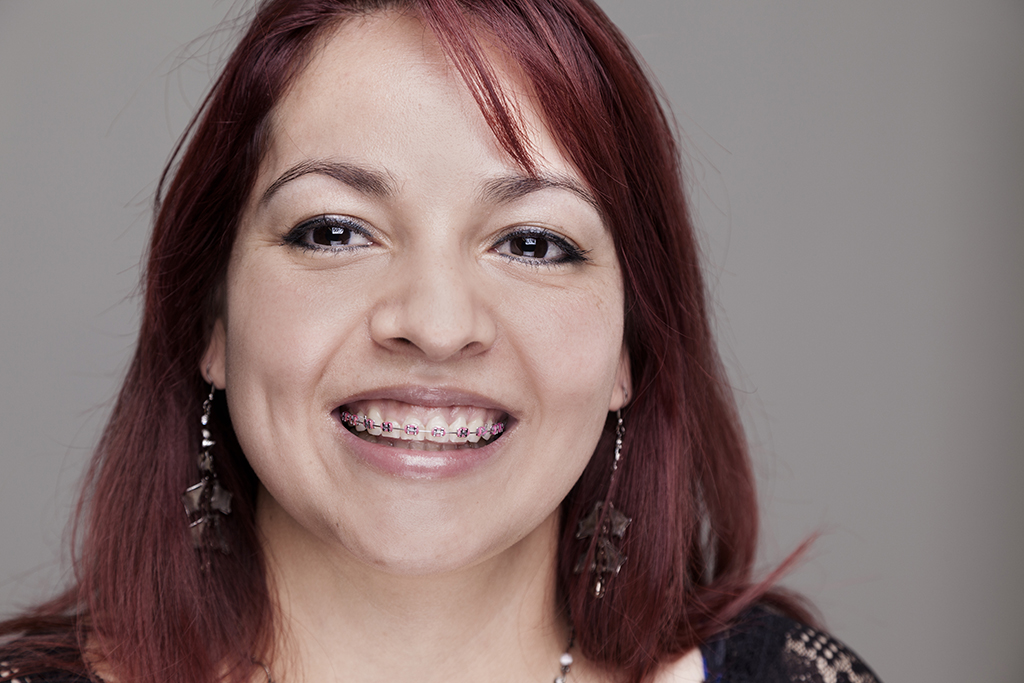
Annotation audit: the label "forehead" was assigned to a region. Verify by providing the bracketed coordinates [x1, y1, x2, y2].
[258, 10, 570, 191]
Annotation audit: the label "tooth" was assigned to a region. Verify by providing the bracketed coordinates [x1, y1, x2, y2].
[403, 420, 424, 441]
[368, 407, 383, 436]
[449, 416, 468, 444]
[467, 417, 483, 443]
[426, 416, 448, 443]
[354, 413, 367, 432]
[482, 423, 493, 440]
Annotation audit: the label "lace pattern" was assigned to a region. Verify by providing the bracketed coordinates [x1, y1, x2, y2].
[702, 606, 881, 683]
[0, 660, 27, 683]
[782, 624, 879, 683]
[0, 659, 87, 683]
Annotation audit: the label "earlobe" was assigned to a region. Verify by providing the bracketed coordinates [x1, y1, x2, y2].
[609, 345, 632, 411]
[201, 319, 227, 389]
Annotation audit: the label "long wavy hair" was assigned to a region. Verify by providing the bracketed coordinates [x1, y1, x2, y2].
[0, 1, 811, 682]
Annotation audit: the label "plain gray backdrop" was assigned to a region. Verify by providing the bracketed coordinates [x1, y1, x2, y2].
[2, 1, 1022, 681]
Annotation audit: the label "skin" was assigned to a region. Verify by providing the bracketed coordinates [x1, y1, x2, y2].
[201, 11, 703, 683]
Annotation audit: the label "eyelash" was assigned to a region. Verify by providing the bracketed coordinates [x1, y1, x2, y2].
[282, 216, 588, 267]
[281, 215, 374, 253]
[491, 227, 590, 267]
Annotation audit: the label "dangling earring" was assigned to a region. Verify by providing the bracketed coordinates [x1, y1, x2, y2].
[574, 409, 631, 598]
[182, 382, 232, 560]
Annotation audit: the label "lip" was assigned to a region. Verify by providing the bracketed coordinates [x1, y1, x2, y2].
[332, 384, 511, 412]
[331, 385, 514, 479]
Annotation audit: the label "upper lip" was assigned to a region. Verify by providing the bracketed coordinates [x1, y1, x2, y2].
[331, 384, 513, 415]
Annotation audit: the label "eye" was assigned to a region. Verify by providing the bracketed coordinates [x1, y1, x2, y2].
[283, 215, 374, 252]
[509, 234, 549, 258]
[493, 228, 588, 266]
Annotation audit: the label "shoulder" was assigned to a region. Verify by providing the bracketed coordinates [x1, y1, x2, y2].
[699, 605, 882, 683]
[655, 647, 704, 683]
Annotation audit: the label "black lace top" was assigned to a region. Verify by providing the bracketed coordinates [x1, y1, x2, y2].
[3, 607, 880, 682]
[0, 661, 87, 683]
[700, 606, 881, 683]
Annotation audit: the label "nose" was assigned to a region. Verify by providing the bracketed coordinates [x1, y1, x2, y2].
[369, 251, 496, 362]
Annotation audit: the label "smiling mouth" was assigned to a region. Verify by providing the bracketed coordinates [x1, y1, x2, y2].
[336, 399, 509, 451]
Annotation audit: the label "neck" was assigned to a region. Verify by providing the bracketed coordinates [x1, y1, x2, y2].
[256, 489, 573, 683]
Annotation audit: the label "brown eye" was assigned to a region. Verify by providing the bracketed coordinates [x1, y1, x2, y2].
[509, 235, 549, 258]
[494, 228, 586, 266]
[284, 215, 373, 252]
[311, 224, 355, 246]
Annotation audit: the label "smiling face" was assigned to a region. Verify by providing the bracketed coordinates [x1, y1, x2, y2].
[203, 12, 630, 575]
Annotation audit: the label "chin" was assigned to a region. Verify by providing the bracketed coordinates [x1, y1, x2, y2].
[320, 493, 562, 579]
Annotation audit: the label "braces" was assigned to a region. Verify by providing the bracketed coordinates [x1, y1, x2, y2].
[340, 411, 505, 439]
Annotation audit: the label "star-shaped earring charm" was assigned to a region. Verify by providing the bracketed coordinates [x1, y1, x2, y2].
[574, 501, 632, 597]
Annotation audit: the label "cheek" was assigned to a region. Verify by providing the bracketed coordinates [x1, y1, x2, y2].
[504, 282, 624, 405]
[503, 284, 623, 517]
[495, 275, 625, 507]
[220, 257, 359, 459]
[224, 261, 352, 389]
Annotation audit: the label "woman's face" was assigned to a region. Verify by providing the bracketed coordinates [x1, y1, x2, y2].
[205, 12, 630, 574]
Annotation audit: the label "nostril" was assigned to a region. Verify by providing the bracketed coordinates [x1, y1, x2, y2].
[368, 281, 497, 361]
[378, 336, 414, 349]
[382, 335, 483, 361]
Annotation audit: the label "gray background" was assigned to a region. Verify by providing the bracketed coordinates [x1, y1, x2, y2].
[2, 1, 1022, 681]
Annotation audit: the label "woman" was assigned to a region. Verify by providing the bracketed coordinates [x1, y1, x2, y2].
[1, 1, 880, 682]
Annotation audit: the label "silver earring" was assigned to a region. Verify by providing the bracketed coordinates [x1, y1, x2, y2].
[182, 383, 232, 558]
[574, 409, 631, 598]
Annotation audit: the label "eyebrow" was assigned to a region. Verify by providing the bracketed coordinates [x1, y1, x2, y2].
[259, 159, 395, 207]
[259, 159, 600, 214]
[479, 173, 600, 213]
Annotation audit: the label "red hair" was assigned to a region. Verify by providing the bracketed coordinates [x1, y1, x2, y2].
[1, 1, 812, 682]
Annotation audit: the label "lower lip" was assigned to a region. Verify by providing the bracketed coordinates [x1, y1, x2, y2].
[336, 419, 507, 479]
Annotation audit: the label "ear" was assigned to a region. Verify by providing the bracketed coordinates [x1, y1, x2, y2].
[201, 318, 227, 389]
[608, 344, 632, 411]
